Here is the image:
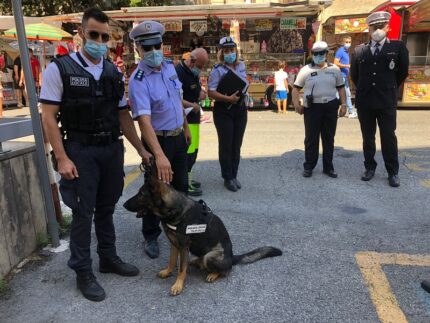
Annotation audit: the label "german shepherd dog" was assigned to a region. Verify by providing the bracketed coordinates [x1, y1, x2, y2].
[123, 160, 282, 296]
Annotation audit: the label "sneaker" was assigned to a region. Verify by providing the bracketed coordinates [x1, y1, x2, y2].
[348, 112, 358, 119]
[191, 180, 201, 188]
[188, 185, 203, 196]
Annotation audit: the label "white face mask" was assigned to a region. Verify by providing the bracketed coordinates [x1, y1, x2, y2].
[371, 29, 387, 42]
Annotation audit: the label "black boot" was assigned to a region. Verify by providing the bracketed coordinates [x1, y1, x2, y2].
[224, 179, 238, 192]
[99, 256, 139, 276]
[76, 272, 105, 302]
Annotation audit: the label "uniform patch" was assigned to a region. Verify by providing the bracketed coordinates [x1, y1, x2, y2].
[70, 76, 89, 87]
[389, 60, 395, 70]
[169, 74, 178, 81]
[186, 224, 207, 234]
[190, 84, 197, 89]
[311, 72, 318, 76]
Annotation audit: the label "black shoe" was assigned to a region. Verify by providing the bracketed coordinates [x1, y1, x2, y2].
[99, 256, 139, 276]
[421, 280, 430, 293]
[191, 180, 201, 188]
[224, 179, 238, 192]
[302, 169, 312, 178]
[144, 240, 159, 259]
[76, 272, 105, 302]
[233, 178, 241, 189]
[188, 185, 203, 196]
[388, 174, 400, 187]
[323, 170, 338, 178]
[361, 169, 375, 181]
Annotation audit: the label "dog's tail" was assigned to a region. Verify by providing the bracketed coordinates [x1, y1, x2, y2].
[232, 246, 282, 265]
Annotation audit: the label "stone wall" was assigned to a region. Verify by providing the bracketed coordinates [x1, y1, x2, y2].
[0, 142, 47, 278]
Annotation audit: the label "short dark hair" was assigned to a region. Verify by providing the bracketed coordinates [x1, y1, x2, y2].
[82, 8, 109, 27]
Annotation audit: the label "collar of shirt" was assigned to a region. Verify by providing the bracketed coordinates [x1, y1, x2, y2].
[78, 50, 104, 69]
[371, 38, 387, 48]
[138, 60, 167, 76]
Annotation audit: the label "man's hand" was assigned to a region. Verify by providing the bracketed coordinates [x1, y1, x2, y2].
[155, 154, 173, 183]
[184, 127, 192, 147]
[228, 90, 240, 104]
[57, 156, 79, 180]
[192, 102, 200, 113]
[14, 75, 19, 83]
[339, 104, 347, 117]
[295, 104, 304, 115]
[139, 148, 153, 166]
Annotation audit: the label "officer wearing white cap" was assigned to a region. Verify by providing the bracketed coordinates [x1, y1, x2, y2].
[351, 11, 409, 187]
[292, 41, 347, 178]
[208, 36, 248, 192]
[128, 20, 191, 258]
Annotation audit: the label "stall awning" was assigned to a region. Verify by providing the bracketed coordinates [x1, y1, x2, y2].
[319, 0, 389, 24]
[0, 16, 43, 31]
[405, 0, 430, 32]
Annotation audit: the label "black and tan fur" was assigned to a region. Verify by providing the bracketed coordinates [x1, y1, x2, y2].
[123, 160, 282, 295]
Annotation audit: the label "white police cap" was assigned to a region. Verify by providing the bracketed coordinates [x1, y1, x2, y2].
[312, 41, 328, 52]
[219, 36, 237, 48]
[366, 11, 391, 26]
[130, 20, 165, 46]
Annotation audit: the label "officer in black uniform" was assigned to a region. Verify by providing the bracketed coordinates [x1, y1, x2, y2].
[41, 8, 150, 302]
[175, 48, 209, 196]
[351, 11, 409, 187]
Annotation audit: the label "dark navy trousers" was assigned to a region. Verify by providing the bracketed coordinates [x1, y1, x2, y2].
[141, 132, 188, 241]
[60, 140, 124, 274]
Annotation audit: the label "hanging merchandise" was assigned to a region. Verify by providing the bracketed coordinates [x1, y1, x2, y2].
[261, 40, 267, 53]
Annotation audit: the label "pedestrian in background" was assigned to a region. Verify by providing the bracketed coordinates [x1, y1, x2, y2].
[208, 36, 248, 192]
[350, 11, 409, 187]
[176, 48, 209, 196]
[13, 55, 24, 107]
[274, 61, 289, 114]
[334, 35, 357, 118]
[128, 20, 191, 259]
[292, 41, 347, 179]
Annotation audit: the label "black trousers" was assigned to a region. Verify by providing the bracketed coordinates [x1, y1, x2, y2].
[141, 132, 188, 241]
[213, 103, 248, 180]
[357, 108, 399, 175]
[60, 140, 125, 274]
[303, 99, 339, 171]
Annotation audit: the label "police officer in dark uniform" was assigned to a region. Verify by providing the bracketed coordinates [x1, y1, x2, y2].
[208, 37, 248, 192]
[128, 21, 191, 259]
[351, 11, 409, 187]
[41, 8, 150, 302]
[175, 48, 209, 196]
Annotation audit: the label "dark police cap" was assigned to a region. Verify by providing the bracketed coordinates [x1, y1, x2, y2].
[130, 20, 165, 46]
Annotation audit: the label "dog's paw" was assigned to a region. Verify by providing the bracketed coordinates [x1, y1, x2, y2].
[206, 273, 220, 283]
[170, 282, 184, 296]
[157, 269, 172, 279]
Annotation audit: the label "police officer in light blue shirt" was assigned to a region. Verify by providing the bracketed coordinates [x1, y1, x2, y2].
[128, 20, 191, 259]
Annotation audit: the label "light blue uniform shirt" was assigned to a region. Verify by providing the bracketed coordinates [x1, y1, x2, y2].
[129, 60, 184, 131]
[208, 61, 247, 91]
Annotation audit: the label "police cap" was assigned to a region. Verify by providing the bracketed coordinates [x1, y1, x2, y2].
[130, 20, 165, 46]
[311, 41, 328, 53]
[219, 36, 237, 48]
[366, 11, 391, 26]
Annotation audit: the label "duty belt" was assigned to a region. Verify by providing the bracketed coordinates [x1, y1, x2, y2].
[311, 97, 338, 104]
[154, 127, 183, 137]
[65, 131, 120, 146]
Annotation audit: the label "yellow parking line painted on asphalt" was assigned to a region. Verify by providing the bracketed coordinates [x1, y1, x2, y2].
[124, 167, 143, 189]
[420, 179, 430, 188]
[405, 162, 430, 172]
[355, 252, 430, 323]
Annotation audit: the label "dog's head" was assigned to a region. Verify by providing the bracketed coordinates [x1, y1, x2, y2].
[123, 158, 190, 220]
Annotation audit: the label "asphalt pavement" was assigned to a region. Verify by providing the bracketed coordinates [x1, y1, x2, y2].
[1, 108, 430, 322]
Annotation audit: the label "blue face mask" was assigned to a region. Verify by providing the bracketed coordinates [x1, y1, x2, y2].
[191, 67, 201, 77]
[224, 52, 236, 64]
[84, 39, 107, 60]
[312, 55, 326, 65]
[143, 50, 164, 68]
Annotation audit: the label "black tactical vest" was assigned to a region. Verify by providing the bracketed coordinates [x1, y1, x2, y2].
[53, 54, 124, 135]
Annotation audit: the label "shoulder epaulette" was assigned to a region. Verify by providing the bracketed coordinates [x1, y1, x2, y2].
[165, 58, 173, 64]
[134, 69, 144, 81]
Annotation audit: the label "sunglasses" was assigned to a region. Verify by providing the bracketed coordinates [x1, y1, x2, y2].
[86, 30, 110, 43]
[313, 51, 327, 56]
[142, 43, 162, 52]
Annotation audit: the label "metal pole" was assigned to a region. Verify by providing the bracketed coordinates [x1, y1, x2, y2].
[11, 0, 60, 247]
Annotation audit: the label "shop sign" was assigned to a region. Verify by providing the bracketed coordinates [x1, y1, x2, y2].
[335, 18, 368, 34]
[222, 19, 246, 30]
[280, 17, 306, 30]
[162, 20, 182, 32]
[190, 20, 207, 33]
[255, 19, 272, 31]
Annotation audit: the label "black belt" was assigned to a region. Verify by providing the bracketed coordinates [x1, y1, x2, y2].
[65, 131, 120, 146]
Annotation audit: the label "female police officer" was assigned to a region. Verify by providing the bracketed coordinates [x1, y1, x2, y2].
[208, 37, 248, 192]
[292, 41, 347, 178]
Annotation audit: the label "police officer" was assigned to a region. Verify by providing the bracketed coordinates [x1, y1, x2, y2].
[128, 21, 191, 258]
[351, 11, 409, 187]
[175, 48, 209, 196]
[292, 41, 347, 178]
[41, 8, 150, 302]
[208, 36, 248, 192]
